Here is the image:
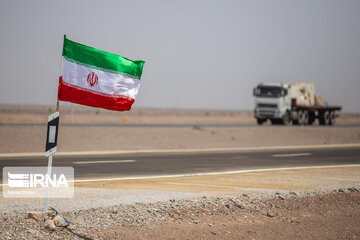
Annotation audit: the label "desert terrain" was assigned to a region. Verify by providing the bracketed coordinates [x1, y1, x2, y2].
[1, 105, 360, 153]
[0, 105, 360, 239]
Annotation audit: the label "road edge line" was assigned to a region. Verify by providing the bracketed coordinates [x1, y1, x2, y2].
[71, 164, 360, 183]
[0, 143, 360, 158]
[1, 164, 360, 187]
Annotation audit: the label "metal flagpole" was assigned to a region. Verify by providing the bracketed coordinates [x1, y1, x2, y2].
[56, 98, 60, 112]
[43, 96, 60, 221]
[43, 154, 53, 220]
[43, 35, 63, 221]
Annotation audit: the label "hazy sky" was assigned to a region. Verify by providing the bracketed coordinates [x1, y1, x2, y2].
[0, 0, 359, 112]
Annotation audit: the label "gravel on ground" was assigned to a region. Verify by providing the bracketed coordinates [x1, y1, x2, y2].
[0, 188, 359, 240]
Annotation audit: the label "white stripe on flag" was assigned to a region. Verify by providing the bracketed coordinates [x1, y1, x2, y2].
[61, 57, 140, 99]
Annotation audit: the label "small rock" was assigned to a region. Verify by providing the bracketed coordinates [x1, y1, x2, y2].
[25, 228, 37, 235]
[44, 219, 56, 231]
[266, 212, 275, 218]
[67, 225, 75, 231]
[26, 211, 43, 222]
[338, 189, 345, 193]
[290, 191, 297, 196]
[53, 215, 70, 228]
[46, 210, 57, 220]
[278, 195, 285, 200]
[211, 231, 216, 235]
[3, 232, 12, 240]
[202, 196, 207, 200]
[111, 207, 118, 214]
[230, 199, 243, 208]
[348, 187, 359, 192]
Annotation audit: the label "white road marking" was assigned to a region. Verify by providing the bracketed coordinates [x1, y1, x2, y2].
[69, 164, 360, 183]
[271, 153, 312, 158]
[1, 164, 360, 186]
[73, 160, 136, 164]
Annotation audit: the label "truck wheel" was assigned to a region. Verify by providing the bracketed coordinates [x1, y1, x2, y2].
[297, 110, 304, 125]
[319, 111, 325, 125]
[256, 118, 266, 125]
[281, 112, 290, 125]
[319, 111, 330, 125]
[329, 111, 336, 125]
[324, 111, 330, 125]
[308, 112, 315, 125]
[293, 110, 301, 125]
[302, 110, 309, 125]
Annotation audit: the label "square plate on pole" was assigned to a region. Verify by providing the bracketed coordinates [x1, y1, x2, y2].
[45, 112, 59, 157]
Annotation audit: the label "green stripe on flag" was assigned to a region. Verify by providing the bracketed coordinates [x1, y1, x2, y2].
[62, 36, 145, 79]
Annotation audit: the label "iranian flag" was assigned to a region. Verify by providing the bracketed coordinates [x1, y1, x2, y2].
[58, 35, 145, 111]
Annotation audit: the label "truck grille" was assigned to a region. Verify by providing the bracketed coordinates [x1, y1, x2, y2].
[257, 103, 277, 108]
[259, 110, 275, 117]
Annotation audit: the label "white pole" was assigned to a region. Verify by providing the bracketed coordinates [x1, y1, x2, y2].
[43, 154, 53, 220]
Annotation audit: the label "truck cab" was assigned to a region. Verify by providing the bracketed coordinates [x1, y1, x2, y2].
[253, 83, 291, 125]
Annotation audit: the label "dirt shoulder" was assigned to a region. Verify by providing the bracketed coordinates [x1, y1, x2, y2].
[1, 190, 359, 239]
[94, 191, 360, 240]
[1, 167, 359, 239]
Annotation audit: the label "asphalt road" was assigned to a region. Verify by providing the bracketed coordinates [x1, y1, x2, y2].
[0, 146, 359, 182]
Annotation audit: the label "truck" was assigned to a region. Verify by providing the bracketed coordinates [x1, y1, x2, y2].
[253, 82, 342, 125]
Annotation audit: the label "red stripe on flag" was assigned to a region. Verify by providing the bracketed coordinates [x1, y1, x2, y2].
[58, 77, 135, 111]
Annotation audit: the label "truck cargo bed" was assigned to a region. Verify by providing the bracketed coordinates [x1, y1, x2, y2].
[294, 105, 342, 111]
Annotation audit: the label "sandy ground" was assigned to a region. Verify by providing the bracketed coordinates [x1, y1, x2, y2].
[1, 166, 359, 214]
[0, 105, 360, 153]
[75, 166, 360, 194]
[1, 105, 360, 125]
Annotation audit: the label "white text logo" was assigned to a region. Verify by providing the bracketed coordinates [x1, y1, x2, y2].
[8, 173, 69, 188]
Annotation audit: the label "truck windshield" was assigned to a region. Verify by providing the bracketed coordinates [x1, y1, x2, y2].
[254, 87, 284, 98]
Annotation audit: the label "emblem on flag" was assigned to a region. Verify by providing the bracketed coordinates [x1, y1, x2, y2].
[87, 72, 98, 87]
